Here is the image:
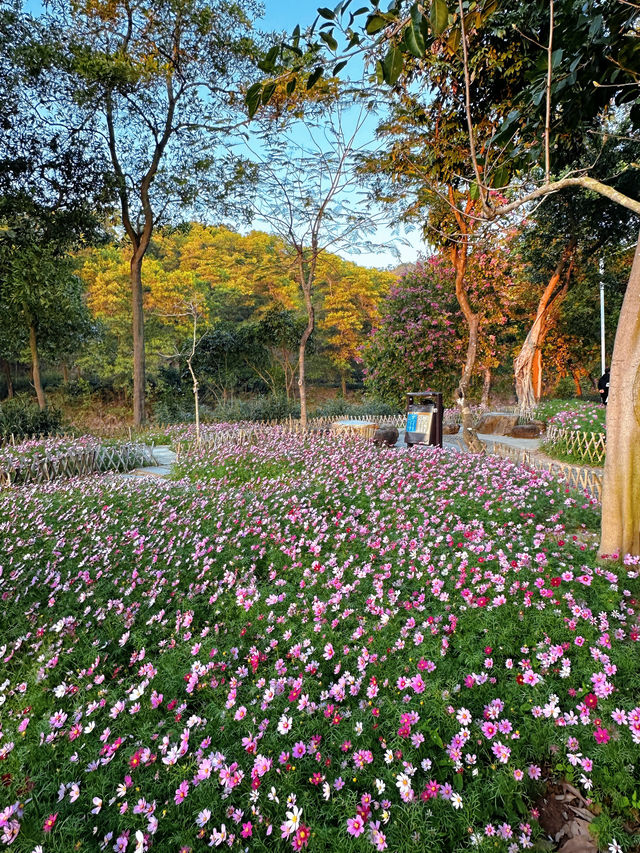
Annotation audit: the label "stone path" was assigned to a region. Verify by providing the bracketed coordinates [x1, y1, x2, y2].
[393, 429, 541, 453]
[120, 445, 176, 480]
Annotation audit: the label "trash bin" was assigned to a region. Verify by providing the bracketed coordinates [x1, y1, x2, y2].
[405, 391, 443, 448]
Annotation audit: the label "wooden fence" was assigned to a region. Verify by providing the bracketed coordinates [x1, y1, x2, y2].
[484, 439, 603, 501]
[172, 407, 547, 457]
[0, 443, 156, 488]
[544, 425, 606, 466]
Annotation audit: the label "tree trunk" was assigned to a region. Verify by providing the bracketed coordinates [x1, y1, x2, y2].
[341, 373, 347, 398]
[532, 348, 543, 400]
[62, 362, 70, 383]
[130, 253, 146, 426]
[599, 229, 640, 558]
[450, 240, 478, 397]
[481, 367, 491, 408]
[572, 370, 582, 396]
[298, 283, 314, 429]
[28, 321, 46, 410]
[514, 240, 576, 410]
[1, 359, 13, 399]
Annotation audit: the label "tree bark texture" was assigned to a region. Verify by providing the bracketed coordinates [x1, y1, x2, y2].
[514, 240, 576, 409]
[451, 240, 478, 396]
[298, 282, 315, 429]
[131, 253, 146, 427]
[28, 321, 46, 410]
[481, 367, 491, 408]
[572, 370, 582, 396]
[599, 229, 640, 558]
[1, 359, 13, 399]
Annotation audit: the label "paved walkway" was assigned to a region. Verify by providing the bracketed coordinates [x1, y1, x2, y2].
[121, 445, 176, 480]
[394, 429, 541, 453]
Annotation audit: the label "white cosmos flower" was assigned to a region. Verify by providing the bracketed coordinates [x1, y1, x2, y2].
[277, 714, 293, 735]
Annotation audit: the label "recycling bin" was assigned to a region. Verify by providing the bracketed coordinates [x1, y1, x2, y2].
[405, 391, 443, 448]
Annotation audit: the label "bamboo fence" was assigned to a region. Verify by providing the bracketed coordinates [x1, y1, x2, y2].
[484, 439, 603, 501]
[544, 425, 606, 466]
[0, 443, 156, 488]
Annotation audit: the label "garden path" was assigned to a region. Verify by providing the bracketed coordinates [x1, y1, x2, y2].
[393, 429, 541, 453]
[120, 444, 176, 479]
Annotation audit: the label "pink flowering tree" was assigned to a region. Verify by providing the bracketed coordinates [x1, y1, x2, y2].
[363, 248, 518, 408]
[362, 257, 461, 407]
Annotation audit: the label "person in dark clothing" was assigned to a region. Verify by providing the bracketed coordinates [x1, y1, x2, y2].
[598, 367, 610, 405]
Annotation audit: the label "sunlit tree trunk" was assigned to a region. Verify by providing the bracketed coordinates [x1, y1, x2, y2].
[481, 367, 491, 408]
[341, 373, 347, 398]
[514, 240, 576, 409]
[449, 190, 478, 397]
[599, 230, 640, 558]
[450, 240, 478, 397]
[571, 369, 582, 396]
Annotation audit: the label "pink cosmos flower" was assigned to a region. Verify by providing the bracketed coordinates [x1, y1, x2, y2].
[43, 813, 58, 833]
[347, 816, 365, 837]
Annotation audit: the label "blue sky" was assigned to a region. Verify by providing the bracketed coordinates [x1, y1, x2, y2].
[258, 0, 318, 32]
[249, 0, 428, 270]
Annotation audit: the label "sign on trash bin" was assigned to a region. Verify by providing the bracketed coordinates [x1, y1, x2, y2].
[405, 391, 443, 448]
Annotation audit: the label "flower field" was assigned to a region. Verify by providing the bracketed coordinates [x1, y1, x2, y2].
[539, 402, 606, 433]
[1, 430, 639, 852]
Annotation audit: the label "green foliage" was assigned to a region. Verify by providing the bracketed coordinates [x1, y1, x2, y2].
[0, 395, 63, 439]
[362, 258, 464, 408]
[201, 394, 301, 422]
[311, 398, 399, 417]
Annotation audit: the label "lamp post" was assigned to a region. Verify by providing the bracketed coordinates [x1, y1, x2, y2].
[599, 257, 606, 375]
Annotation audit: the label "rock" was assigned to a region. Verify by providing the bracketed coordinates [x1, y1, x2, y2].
[508, 423, 543, 438]
[443, 424, 460, 435]
[373, 426, 399, 447]
[476, 412, 519, 435]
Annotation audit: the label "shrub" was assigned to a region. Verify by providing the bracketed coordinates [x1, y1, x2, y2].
[0, 396, 63, 439]
[311, 398, 400, 418]
[207, 395, 301, 423]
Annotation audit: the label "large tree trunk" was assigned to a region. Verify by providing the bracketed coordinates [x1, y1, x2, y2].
[28, 320, 46, 410]
[298, 283, 314, 429]
[514, 240, 576, 409]
[481, 367, 491, 408]
[599, 230, 640, 558]
[450, 239, 478, 397]
[131, 252, 146, 426]
[1, 359, 13, 399]
[532, 348, 543, 400]
[571, 369, 582, 396]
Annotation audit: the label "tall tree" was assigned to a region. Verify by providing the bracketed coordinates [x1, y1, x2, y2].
[321, 257, 393, 395]
[0, 245, 92, 409]
[1, 3, 109, 407]
[256, 0, 640, 556]
[49, 0, 259, 424]
[248, 97, 387, 426]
